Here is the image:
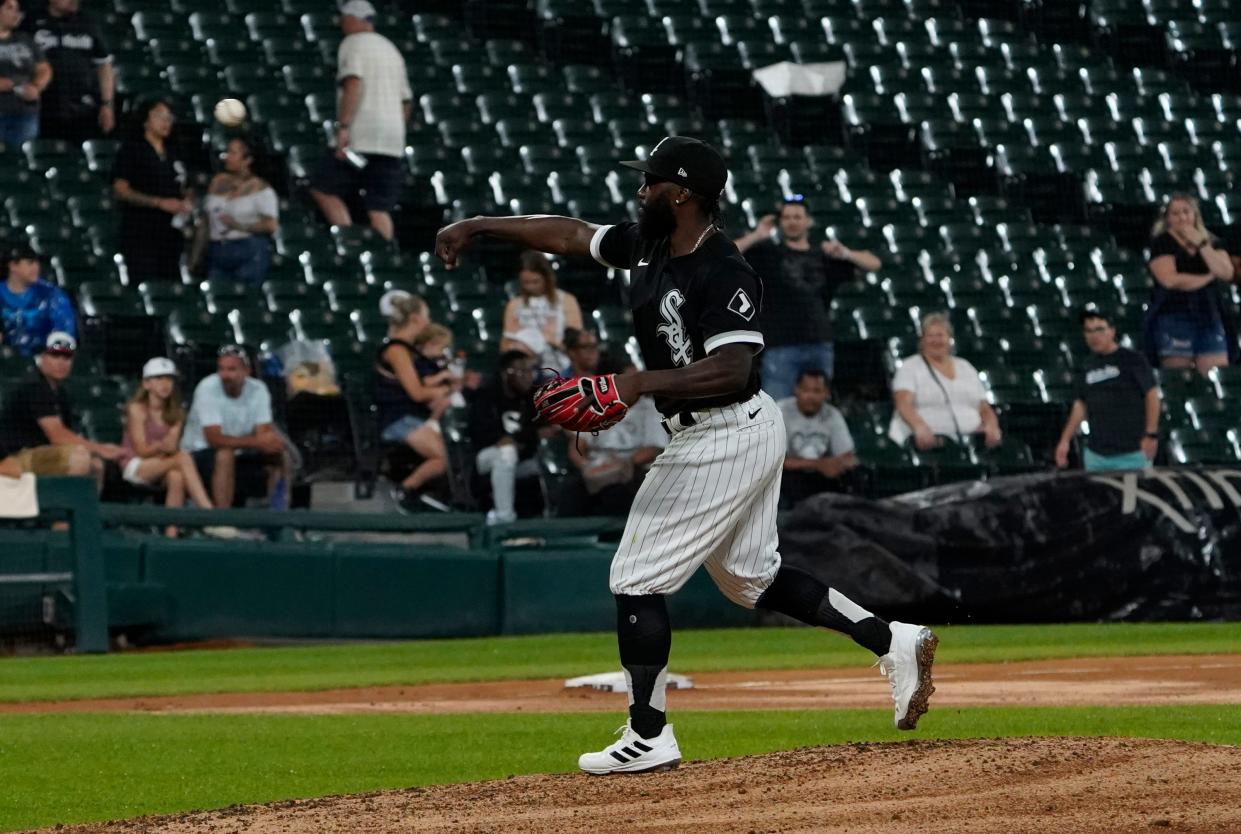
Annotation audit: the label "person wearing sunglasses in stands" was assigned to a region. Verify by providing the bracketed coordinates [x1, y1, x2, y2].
[179, 344, 290, 510]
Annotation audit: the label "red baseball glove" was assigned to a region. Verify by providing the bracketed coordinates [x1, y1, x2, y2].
[533, 373, 629, 432]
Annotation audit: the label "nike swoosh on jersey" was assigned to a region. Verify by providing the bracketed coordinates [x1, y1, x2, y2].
[748, 408, 761, 419]
[637, 258, 650, 266]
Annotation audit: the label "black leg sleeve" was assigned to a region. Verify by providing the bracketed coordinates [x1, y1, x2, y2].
[756, 565, 892, 656]
[615, 593, 671, 739]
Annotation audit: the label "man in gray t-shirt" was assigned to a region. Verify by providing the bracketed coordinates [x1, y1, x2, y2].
[778, 369, 858, 506]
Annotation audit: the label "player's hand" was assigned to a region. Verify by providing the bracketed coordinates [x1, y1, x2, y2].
[913, 425, 939, 450]
[756, 214, 776, 236]
[17, 83, 40, 102]
[1141, 436, 1158, 461]
[983, 424, 1003, 448]
[0, 78, 14, 93]
[333, 126, 350, 159]
[435, 218, 480, 270]
[1054, 440, 1070, 469]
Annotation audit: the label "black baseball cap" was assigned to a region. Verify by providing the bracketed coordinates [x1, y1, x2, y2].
[7, 243, 38, 262]
[620, 136, 728, 198]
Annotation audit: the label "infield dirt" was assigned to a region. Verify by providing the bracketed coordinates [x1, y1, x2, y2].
[19, 654, 1241, 833]
[38, 737, 1241, 834]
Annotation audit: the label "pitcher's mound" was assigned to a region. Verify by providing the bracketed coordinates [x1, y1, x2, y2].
[47, 737, 1241, 834]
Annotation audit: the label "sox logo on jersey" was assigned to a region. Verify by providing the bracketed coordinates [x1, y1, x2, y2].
[656, 289, 693, 367]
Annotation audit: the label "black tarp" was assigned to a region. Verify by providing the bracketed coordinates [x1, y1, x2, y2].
[780, 468, 1241, 622]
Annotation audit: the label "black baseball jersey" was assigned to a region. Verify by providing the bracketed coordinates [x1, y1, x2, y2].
[591, 221, 765, 417]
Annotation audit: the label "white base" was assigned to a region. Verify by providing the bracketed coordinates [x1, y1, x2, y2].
[564, 670, 694, 692]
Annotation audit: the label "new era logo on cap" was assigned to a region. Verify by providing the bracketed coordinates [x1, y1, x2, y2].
[619, 136, 728, 199]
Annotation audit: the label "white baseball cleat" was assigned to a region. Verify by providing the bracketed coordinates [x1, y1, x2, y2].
[878, 621, 939, 731]
[578, 721, 681, 775]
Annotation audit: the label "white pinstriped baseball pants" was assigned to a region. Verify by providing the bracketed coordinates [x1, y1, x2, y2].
[609, 391, 784, 608]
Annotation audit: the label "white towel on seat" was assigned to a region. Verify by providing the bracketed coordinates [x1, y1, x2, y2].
[0, 473, 39, 519]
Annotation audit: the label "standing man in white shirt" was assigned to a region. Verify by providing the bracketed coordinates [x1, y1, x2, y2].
[308, 0, 411, 241]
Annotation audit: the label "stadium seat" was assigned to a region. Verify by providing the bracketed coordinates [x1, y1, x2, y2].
[1169, 428, 1241, 464]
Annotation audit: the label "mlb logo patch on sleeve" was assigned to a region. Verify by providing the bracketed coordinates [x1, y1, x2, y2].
[727, 288, 756, 320]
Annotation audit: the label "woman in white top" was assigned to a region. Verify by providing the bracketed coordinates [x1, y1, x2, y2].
[500, 250, 584, 372]
[204, 137, 280, 286]
[889, 312, 1003, 450]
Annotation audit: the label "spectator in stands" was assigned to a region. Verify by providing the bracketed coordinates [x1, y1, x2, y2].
[1145, 193, 1235, 375]
[1055, 309, 1159, 472]
[202, 137, 279, 286]
[500, 250, 584, 373]
[1, 243, 77, 358]
[562, 358, 666, 517]
[734, 196, 882, 398]
[180, 345, 289, 510]
[112, 97, 192, 284]
[22, 0, 114, 143]
[119, 357, 223, 537]
[564, 326, 601, 378]
[467, 350, 540, 525]
[889, 312, 1002, 450]
[0, 0, 51, 147]
[414, 323, 453, 381]
[375, 293, 452, 512]
[780, 369, 858, 506]
[308, 0, 410, 242]
[0, 331, 121, 484]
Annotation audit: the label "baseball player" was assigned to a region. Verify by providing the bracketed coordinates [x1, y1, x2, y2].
[435, 136, 938, 775]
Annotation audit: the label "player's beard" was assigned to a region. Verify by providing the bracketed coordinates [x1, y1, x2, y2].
[638, 191, 677, 239]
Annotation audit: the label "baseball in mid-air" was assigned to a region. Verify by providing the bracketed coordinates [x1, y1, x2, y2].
[213, 98, 247, 128]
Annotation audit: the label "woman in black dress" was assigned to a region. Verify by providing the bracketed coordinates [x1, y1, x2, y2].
[111, 98, 193, 283]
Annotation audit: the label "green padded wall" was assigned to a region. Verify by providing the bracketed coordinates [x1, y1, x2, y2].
[331, 543, 500, 638]
[500, 545, 759, 635]
[141, 539, 501, 641]
[144, 539, 337, 640]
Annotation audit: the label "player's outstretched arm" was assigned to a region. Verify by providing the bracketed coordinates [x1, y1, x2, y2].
[435, 215, 599, 269]
[615, 344, 753, 405]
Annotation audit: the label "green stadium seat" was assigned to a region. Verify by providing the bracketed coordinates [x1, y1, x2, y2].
[169, 308, 237, 346]
[132, 12, 190, 42]
[78, 281, 140, 318]
[264, 279, 322, 313]
[561, 64, 613, 95]
[232, 309, 293, 348]
[851, 432, 928, 497]
[1170, 428, 1241, 464]
[291, 308, 354, 342]
[150, 36, 210, 66]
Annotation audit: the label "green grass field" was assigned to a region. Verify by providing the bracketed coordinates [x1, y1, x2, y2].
[2, 622, 1238, 831]
[4, 707, 1240, 832]
[3, 621, 1239, 703]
